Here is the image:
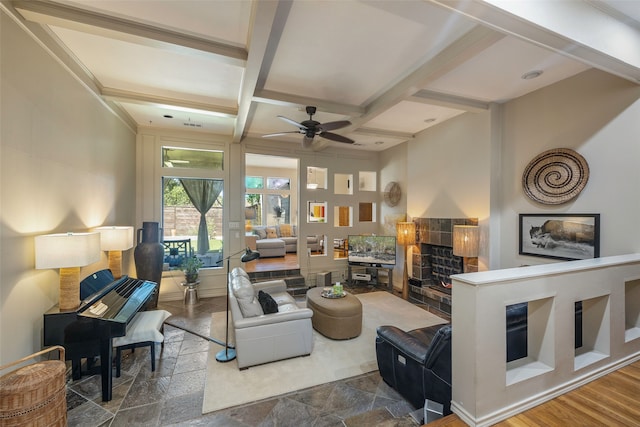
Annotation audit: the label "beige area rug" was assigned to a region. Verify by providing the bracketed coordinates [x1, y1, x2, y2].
[202, 291, 447, 414]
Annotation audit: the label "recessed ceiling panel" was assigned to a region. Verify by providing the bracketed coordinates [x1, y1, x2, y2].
[51, 26, 243, 106]
[264, 0, 475, 106]
[364, 101, 465, 134]
[346, 133, 408, 152]
[426, 36, 590, 102]
[59, 0, 251, 46]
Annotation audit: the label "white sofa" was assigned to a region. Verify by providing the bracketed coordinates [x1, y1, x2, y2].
[249, 225, 322, 255]
[228, 267, 314, 369]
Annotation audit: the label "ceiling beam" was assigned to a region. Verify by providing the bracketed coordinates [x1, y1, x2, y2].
[430, 0, 640, 84]
[233, 0, 291, 143]
[13, 0, 247, 66]
[101, 88, 238, 118]
[409, 90, 489, 113]
[353, 128, 415, 140]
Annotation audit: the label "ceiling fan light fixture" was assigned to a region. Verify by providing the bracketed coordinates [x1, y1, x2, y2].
[522, 70, 543, 80]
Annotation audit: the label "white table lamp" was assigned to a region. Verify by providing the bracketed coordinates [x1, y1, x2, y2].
[35, 232, 101, 310]
[94, 226, 134, 278]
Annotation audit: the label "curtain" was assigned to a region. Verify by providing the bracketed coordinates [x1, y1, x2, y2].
[180, 179, 223, 255]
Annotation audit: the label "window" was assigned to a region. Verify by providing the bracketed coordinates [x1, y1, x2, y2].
[246, 176, 264, 190]
[163, 178, 223, 268]
[162, 145, 225, 269]
[267, 177, 290, 190]
[162, 147, 223, 170]
[245, 176, 291, 226]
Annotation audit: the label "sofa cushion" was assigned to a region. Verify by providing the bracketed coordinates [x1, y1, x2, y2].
[266, 227, 278, 238]
[253, 227, 267, 240]
[279, 224, 292, 237]
[232, 276, 263, 318]
[258, 290, 279, 314]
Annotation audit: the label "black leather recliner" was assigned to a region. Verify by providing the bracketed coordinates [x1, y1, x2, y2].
[375, 302, 583, 415]
[376, 324, 452, 414]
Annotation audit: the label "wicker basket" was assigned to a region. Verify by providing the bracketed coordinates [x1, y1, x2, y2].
[0, 346, 67, 427]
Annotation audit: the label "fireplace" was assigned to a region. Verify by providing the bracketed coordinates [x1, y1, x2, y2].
[408, 217, 478, 316]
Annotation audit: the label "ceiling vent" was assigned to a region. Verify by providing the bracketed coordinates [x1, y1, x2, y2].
[183, 121, 202, 128]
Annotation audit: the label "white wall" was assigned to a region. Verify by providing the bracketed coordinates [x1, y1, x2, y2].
[500, 69, 640, 268]
[0, 13, 136, 364]
[390, 69, 640, 273]
[406, 109, 493, 269]
[243, 138, 380, 286]
[379, 142, 408, 290]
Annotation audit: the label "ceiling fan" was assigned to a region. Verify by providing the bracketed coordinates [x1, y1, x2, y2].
[262, 106, 354, 148]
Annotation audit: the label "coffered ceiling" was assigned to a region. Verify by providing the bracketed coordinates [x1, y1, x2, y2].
[3, 0, 639, 151]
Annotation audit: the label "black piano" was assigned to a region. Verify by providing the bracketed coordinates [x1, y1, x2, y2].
[44, 273, 157, 401]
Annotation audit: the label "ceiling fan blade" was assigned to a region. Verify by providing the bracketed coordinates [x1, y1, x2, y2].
[317, 120, 351, 132]
[262, 131, 302, 138]
[319, 132, 355, 144]
[302, 136, 315, 148]
[277, 115, 308, 130]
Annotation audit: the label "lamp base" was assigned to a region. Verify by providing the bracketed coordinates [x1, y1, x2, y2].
[60, 267, 81, 311]
[215, 348, 236, 362]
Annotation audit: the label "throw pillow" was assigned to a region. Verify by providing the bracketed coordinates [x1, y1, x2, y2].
[254, 227, 267, 240]
[279, 224, 292, 237]
[266, 227, 278, 238]
[232, 277, 263, 318]
[258, 290, 279, 314]
[292, 225, 297, 237]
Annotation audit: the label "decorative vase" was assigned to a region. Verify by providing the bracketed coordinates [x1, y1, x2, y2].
[134, 221, 164, 308]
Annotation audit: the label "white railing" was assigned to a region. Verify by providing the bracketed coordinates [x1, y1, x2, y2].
[451, 254, 640, 426]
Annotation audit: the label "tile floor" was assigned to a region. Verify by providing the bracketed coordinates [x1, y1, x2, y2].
[65, 285, 428, 426]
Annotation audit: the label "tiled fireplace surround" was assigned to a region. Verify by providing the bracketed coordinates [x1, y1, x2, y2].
[408, 217, 478, 318]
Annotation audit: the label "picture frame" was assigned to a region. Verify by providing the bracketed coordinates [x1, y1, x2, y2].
[308, 201, 327, 223]
[519, 213, 600, 261]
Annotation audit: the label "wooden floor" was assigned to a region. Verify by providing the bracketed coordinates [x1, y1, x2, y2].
[244, 252, 299, 272]
[243, 251, 347, 273]
[428, 359, 640, 426]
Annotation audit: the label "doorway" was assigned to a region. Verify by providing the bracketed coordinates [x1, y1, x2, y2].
[245, 153, 299, 271]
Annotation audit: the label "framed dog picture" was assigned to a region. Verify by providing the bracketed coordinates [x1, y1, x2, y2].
[519, 214, 600, 261]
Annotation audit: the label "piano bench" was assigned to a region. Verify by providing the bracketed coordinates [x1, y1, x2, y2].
[112, 310, 171, 377]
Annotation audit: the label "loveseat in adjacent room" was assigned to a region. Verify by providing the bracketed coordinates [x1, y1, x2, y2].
[249, 225, 321, 256]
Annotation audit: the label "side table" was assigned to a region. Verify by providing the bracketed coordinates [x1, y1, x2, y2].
[181, 280, 200, 305]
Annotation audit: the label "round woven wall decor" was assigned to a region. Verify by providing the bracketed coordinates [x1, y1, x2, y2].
[522, 148, 589, 205]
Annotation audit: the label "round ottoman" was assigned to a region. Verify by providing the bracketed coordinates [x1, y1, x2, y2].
[306, 287, 362, 339]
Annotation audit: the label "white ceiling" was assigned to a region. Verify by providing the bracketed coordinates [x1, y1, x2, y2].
[3, 0, 639, 152]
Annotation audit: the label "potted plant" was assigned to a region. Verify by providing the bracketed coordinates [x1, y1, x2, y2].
[273, 205, 284, 218]
[181, 256, 203, 284]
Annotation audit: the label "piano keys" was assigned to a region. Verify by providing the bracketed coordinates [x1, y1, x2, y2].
[44, 275, 157, 401]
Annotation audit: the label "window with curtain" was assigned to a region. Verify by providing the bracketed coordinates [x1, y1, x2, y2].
[162, 146, 224, 269]
[162, 178, 223, 268]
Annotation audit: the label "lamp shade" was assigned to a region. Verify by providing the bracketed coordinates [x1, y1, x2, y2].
[453, 225, 479, 257]
[94, 226, 134, 251]
[35, 232, 101, 269]
[396, 222, 416, 246]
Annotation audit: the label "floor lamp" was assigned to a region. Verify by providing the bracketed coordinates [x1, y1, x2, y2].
[216, 247, 260, 363]
[397, 222, 416, 300]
